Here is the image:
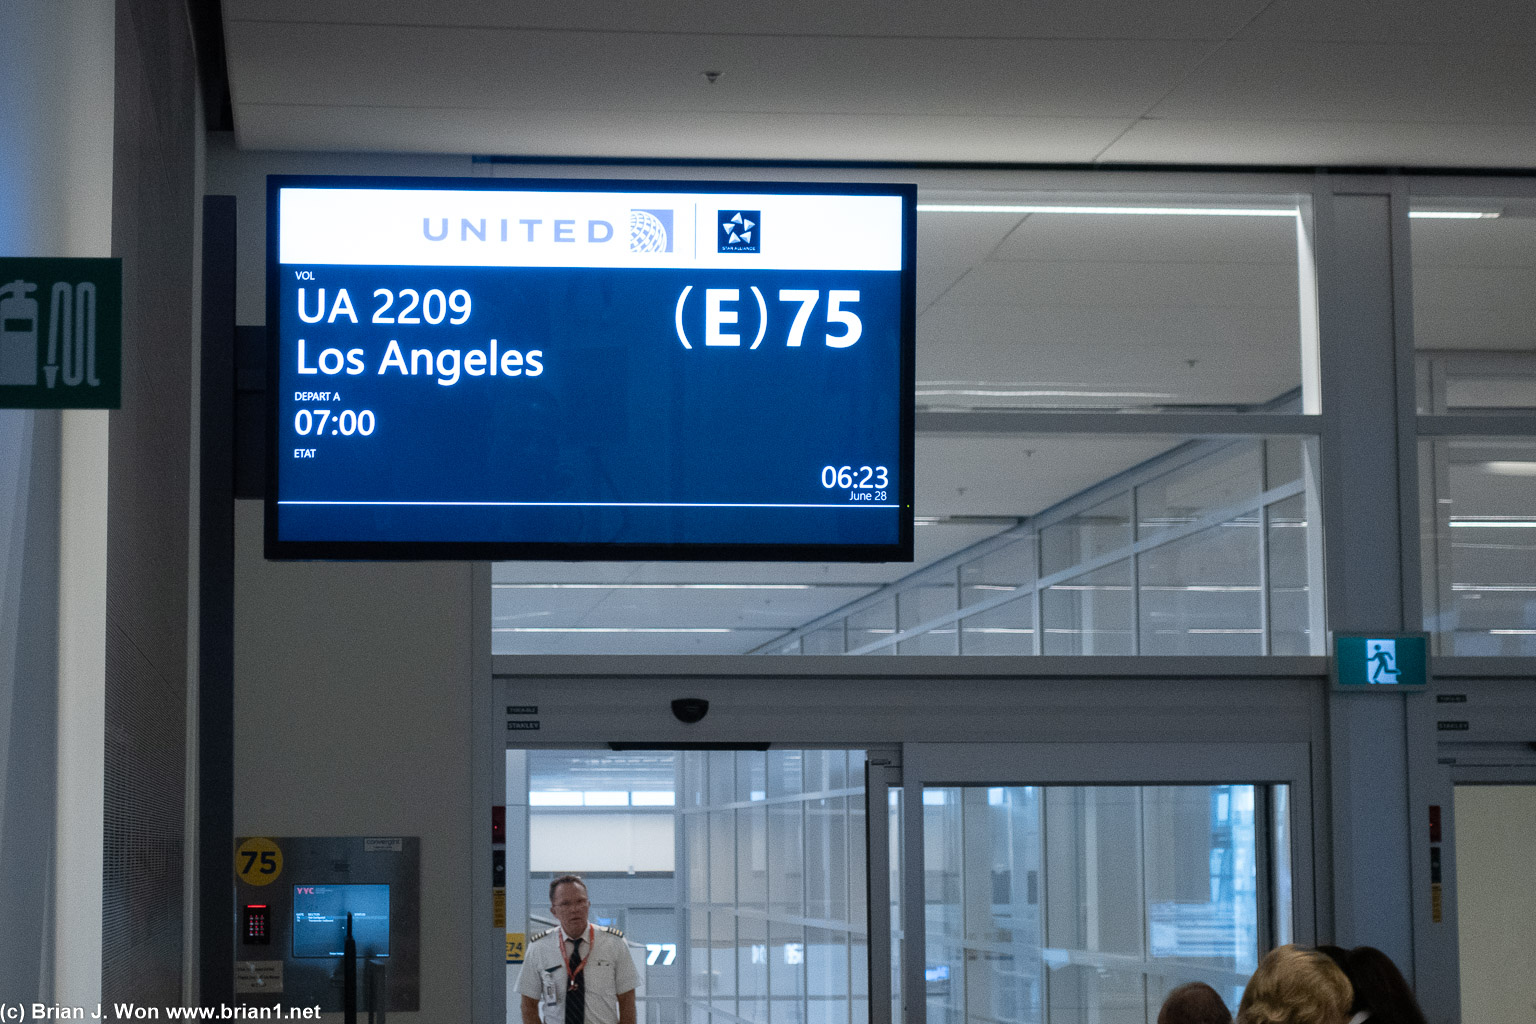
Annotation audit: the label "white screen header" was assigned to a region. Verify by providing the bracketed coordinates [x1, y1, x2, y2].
[278, 187, 905, 272]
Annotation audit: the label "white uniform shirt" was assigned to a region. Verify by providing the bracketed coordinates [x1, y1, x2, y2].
[517, 924, 639, 1024]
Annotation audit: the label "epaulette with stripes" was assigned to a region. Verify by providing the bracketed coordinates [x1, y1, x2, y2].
[597, 924, 624, 938]
[530, 926, 558, 941]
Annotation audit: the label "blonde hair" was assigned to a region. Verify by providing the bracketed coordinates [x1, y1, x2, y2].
[1237, 946, 1353, 1024]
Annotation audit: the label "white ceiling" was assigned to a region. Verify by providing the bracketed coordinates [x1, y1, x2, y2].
[219, 3, 1536, 652]
[223, 0, 1536, 167]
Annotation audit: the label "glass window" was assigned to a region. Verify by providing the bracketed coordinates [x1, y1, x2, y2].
[847, 598, 896, 652]
[805, 797, 849, 922]
[1041, 492, 1133, 577]
[1267, 493, 1318, 656]
[1138, 520, 1263, 656]
[1421, 437, 1536, 654]
[1137, 441, 1263, 543]
[898, 583, 959, 654]
[917, 194, 1312, 414]
[801, 625, 846, 655]
[925, 783, 1277, 1024]
[1042, 562, 1135, 655]
[960, 538, 1036, 608]
[959, 599, 1036, 655]
[682, 750, 866, 1024]
[1412, 200, 1536, 413]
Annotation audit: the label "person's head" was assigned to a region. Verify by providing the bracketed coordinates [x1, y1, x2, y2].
[549, 874, 590, 936]
[1343, 946, 1427, 1024]
[1237, 945, 1353, 1024]
[1158, 981, 1232, 1024]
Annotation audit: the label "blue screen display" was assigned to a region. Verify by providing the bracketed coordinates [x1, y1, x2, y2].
[292, 883, 390, 958]
[265, 177, 915, 561]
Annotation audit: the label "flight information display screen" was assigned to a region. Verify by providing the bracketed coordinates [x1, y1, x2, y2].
[292, 883, 390, 958]
[265, 175, 915, 561]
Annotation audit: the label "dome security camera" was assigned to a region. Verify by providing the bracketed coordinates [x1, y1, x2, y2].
[671, 697, 709, 724]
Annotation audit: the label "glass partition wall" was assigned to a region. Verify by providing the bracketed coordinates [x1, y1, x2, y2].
[763, 434, 1324, 656]
[493, 187, 1325, 657]
[512, 746, 1300, 1024]
[922, 785, 1277, 1024]
[1412, 195, 1536, 653]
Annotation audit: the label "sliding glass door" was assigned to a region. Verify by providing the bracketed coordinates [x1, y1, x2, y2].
[896, 744, 1312, 1024]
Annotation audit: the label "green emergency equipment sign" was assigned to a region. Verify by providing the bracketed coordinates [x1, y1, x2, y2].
[0, 257, 121, 409]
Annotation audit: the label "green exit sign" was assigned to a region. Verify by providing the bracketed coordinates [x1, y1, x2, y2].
[1333, 633, 1429, 690]
[0, 257, 121, 409]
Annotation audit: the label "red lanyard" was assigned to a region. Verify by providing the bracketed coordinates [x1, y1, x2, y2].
[558, 925, 594, 991]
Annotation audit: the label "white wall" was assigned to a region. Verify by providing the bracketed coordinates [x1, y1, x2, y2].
[233, 500, 479, 1022]
[1455, 784, 1536, 1024]
[214, 140, 496, 1023]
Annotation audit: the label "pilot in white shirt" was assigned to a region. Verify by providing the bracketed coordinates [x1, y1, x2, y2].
[517, 874, 638, 1024]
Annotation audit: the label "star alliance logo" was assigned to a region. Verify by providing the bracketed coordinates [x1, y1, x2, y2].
[718, 211, 760, 253]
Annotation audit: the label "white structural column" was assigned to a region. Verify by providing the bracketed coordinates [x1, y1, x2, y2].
[0, 0, 115, 1007]
[1313, 181, 1418, 970]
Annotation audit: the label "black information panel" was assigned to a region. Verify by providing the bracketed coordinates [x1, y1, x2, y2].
[265, 176, 915, 561]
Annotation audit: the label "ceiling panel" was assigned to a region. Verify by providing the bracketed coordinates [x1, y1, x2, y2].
[1146, 41, 1536, 125]
[228, 23, 1212, 119]
[1100, 118, 1536, 168]
[233, 103, 1133, 162]
[1239, 0, 1536, 44]
[1410, 216, 1536, 269]
[916, 306, 1301, 407]
[938, 259, 1297, 310]
[916, 435, 1185, 518]
[991, 212, 1300, 264]
[225, 0, 1269, 40]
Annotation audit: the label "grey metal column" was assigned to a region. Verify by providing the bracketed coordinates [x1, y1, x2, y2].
[199, 195, 237, 1005]
[864, 748, 899, 1024]
[1312, 178, 1420, 971]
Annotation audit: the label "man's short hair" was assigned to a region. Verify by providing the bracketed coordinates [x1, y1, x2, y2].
[549, 874, 588, 904]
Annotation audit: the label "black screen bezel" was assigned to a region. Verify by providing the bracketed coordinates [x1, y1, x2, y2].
[264, 173, 916, 562]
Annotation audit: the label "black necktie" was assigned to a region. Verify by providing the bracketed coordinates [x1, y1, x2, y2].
[565, 937, 585, 1024]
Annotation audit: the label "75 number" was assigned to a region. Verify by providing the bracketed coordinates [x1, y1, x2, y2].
[780, 290, 861, 348]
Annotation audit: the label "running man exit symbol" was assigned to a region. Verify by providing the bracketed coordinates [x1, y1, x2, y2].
[1367, 639, 1400, 684]
[1333, 633, 1426, 689]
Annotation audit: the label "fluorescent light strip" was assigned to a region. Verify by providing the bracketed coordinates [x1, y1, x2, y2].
[1449, 520, 1536, 528]
[1187, 628, 1264, 634]
[1409, 210, 1501, 219]
[1482, 461, 1536, 476]
[1489, 629, 1536, 635]
[495, 627, 733, 633]
[493, 583, 812, 590]
[1049, 584, 1133, 591]
[1140, 585, 1262, 592]
[916, 204, 1298, 217]
[1452, 584, 1536, 592]
[916, 388, 1177, 399]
